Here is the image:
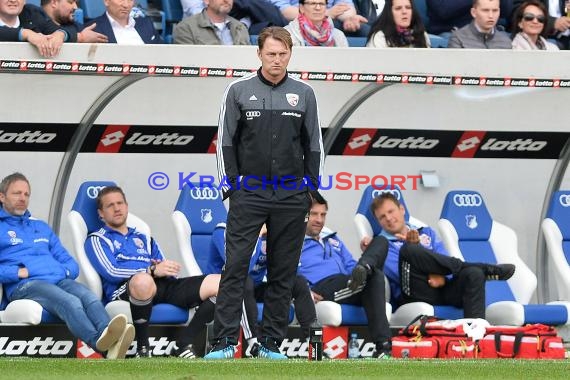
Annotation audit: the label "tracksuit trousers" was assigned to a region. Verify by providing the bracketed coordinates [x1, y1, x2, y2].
[398, 243, 486, 318]
[212, 190, 311, 345]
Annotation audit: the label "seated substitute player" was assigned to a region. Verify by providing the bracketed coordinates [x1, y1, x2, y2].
[84, 186, 220, 358]
[0, 172, 133, 359]
[298, 196, 392, 359]
[360, 192, 515, 318]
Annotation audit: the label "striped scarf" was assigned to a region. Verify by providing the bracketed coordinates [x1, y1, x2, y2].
[298, 13, 335, 47]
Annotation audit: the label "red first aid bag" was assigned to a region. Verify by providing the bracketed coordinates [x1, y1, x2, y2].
[478, 324, 565, 359]
[392, 315, 477, 359]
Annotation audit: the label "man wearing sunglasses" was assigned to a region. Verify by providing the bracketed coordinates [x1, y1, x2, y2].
[448, 0, 512, 48]
[512, 0, 570, 49]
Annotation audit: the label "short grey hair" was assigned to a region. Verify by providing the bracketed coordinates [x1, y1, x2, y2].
[0, 172, 30, 194]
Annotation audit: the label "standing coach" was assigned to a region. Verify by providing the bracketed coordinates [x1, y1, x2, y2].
[205, 26, 324, 359]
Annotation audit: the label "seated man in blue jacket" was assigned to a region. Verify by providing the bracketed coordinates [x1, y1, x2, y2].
[360, 192, 515, 318]
[298, 196, 392, 359]
[0, 172, 133, 359]
[85, 186, 218, 358]
[210, 223, 317, 358]
[85, 0, 162, 44]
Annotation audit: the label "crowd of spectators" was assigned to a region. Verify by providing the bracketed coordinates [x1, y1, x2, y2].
[1, 0, 566, 56]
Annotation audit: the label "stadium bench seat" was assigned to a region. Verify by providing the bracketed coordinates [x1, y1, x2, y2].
[68, 181, 191, 324]
[354, 185, 463, 326]
[542, 190, 570, 302]
[0, 285, 61, 324]
[172, 183, 227, 277]
[438, 190, 570, 326]
[542, 190, 570, 301]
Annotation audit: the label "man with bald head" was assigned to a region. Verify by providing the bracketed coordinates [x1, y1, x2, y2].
[448, 0, 512, 48]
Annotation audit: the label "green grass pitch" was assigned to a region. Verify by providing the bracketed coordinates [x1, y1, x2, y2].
[0, 358, 567, 380]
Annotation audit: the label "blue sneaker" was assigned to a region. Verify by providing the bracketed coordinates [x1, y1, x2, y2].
[204, 341, 236, 360]
[257, 339, 287, 360]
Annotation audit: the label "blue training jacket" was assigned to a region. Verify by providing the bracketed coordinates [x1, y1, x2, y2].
[297, 229, 356, 287]
[84, 225, 164, 303]
[209, 224, 267, 285]
[0, 208, 79, 299]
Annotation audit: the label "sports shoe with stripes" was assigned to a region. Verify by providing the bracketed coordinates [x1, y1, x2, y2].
[257, 345, 287, 360]
[347, 264, 370, 292]
[173, 344, 196, 359]
[375, 340, 392, 360]
[257, 338, 287, 360]
[204, 341, 235, 360]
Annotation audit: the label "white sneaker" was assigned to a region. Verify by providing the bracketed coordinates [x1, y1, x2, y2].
[106, 324, 135, 360]
[96, 314, 127, 352]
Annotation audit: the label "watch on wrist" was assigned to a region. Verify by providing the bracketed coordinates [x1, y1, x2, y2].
[149, 264, 156, 277]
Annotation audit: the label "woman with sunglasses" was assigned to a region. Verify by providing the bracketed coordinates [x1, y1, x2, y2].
[284, 0, 348, 46]
[511, 0, 559, 50]
[366, 0, 429, 48]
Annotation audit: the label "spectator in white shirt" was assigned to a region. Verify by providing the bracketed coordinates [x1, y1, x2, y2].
[85, 0, 163, 44]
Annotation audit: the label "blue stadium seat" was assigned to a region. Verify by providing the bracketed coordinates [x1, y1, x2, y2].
[354, 184, 463, 326]
[74, 8, 84, 25]
[78, 0, 106, 21]
[160, 0, 183, 43]
[428, 33, 448, 48]
[172, 183, 227, 276]
[68, 181, 191, 324]
[250, 34, 258, 45]
[438, 190, 570, 326]
[542, 190, 570, 302]
[347, 37, 367, 47]
[414, 0, 429, 29]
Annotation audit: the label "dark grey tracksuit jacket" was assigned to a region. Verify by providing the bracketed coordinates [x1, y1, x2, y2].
[217, 69, 324, 200]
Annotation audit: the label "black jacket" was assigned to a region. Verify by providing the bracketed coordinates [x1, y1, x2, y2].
[0, 4, 74, 42]
[217, 69, 324, 200]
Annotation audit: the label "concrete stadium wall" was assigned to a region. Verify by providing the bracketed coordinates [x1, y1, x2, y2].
[0, 42, 569, 302]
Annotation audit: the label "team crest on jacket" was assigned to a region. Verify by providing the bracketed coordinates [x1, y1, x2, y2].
[201, 209, 213, 223]
[8, 230, 23, 245]
[133, 237, 144, 249]
[419, 233, 432, 248]
[286, 93, 299, 107]
[328, 237, 340, 248]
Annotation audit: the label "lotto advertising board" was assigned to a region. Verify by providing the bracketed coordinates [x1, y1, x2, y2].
[0, 325, 205, 358]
